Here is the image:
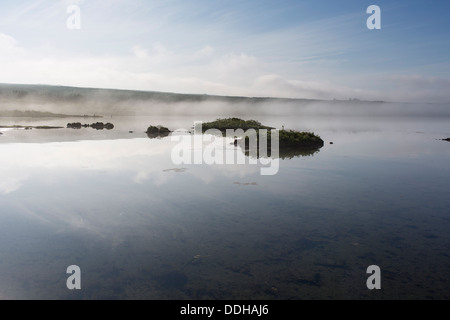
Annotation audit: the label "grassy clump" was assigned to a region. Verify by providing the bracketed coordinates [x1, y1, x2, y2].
[277, 130, 324, 148]
[201, 118, 273, 132]
[243, 130, 323, 149]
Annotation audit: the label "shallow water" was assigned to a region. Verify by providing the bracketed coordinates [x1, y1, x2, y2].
[0, 113, 449, 299]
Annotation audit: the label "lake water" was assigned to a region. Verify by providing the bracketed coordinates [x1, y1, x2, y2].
[0, 113, 449, 299]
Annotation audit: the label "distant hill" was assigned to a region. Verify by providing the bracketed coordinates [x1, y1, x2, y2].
[0, 83, 448, 117]
[0, 83, 328, 116]
[0, 109, 100, 118]
[0, 83, 316, 103]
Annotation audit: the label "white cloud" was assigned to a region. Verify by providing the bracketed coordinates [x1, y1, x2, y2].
[0, 33, 25, 57]
[3, 26, 444, 102]
[1, 38, 448, 102]
[1, 1, 450, 103]
[193, 45, 214, 59]
[132, 45, 149, 59]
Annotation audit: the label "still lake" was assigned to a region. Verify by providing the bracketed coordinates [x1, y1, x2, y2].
[0, 113, 449, 299]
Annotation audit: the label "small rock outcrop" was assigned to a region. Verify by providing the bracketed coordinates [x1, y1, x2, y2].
[67, 122, 114, 130]
[146, 125, 171, 138]
[67, 122, 82, 129]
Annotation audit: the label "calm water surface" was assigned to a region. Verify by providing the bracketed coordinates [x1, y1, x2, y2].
[0, 114, 449, 299]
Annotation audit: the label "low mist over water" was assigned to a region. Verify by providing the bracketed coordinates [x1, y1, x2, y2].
[1, 84, 449, 119]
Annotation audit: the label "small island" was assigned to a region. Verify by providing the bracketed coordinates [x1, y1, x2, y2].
[201, 118, 324, 149]
[197, 118, 325, 159]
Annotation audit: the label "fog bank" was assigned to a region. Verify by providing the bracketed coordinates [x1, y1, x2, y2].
[1, 83, 449, 119]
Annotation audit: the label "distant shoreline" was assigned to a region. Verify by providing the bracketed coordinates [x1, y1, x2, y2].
[0, 110, 102, 118]
[0, 125, 64, 130]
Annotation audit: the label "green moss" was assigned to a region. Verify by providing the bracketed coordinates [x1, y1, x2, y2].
[277, 130, 324, 148]
[201, 118, 273, 132]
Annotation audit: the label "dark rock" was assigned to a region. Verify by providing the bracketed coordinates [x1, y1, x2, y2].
[68, 122, 114, 130]
[146, 125, 171, 134]
[90, 122, 105, 130]
[67, 122, 82, 129]
[104, 123, 114, 130]
[146, 125, 171, 138]
[89, 122, 114, 130]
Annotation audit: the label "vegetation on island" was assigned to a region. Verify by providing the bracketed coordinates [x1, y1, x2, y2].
[201, 118, 273, 132]
[239, 130, 324, 159]
[272, 130, 324, 149]
[202, 117, 324, 150]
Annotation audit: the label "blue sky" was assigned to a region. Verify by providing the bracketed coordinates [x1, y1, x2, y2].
[0, 0, 449, 102]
